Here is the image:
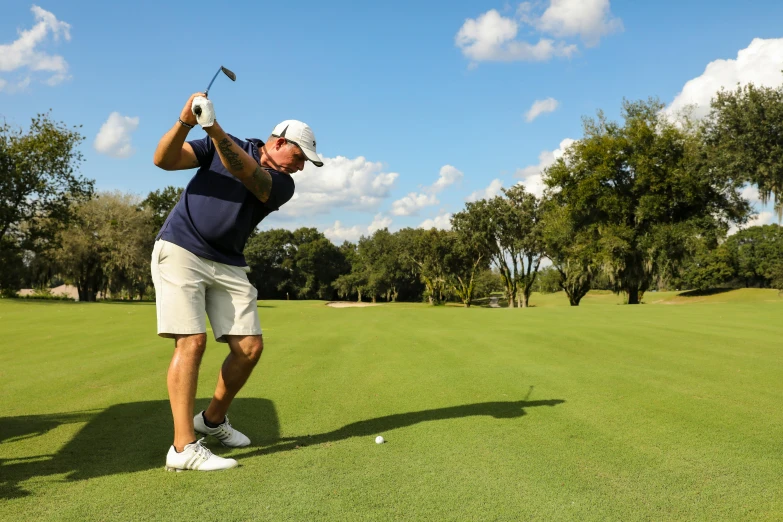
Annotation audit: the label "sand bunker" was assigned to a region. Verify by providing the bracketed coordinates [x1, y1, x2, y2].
[325, 302, 381, 308]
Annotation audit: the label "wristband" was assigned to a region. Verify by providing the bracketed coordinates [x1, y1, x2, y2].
[178, 118, 195, 129]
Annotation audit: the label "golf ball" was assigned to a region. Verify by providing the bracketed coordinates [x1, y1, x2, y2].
[375, 436, 385, 444]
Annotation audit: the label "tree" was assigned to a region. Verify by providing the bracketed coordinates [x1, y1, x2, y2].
[543, 98, 750, 304]
[141, 186, 183, 232]
[293, 232, 349, 300]
[703, 83, 783, 212]
[442, 231, 487, 308]
[245, 229, 295, 299]
[724, 224, 783, 287]
[532, 266, 561, 294]
[52, 192, 153, 301]
[541, 202, 597, 306]
[453, 186, 544, 308]
[503, 185, 544, 308]
[0, 113, 93, 293]
[398, 227, 449, 305]
[245, 228, 349, 300]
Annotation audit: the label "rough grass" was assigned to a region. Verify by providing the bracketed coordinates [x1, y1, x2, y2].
[1, 290, 782, 521]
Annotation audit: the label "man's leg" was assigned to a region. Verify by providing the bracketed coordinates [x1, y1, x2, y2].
[203, 334, 263, 424]
[168, 333, 207, 451]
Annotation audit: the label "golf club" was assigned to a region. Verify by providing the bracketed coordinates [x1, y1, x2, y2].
[194, 65, 236, 117]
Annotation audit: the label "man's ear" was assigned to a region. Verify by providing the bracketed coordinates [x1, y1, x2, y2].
[273, 137, 287, 150]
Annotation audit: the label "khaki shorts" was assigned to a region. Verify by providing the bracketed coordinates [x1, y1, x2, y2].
[151, 240, 261, 343]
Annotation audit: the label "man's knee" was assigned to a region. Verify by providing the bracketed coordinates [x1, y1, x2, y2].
[230, 335, 263, 364]
[174, 333, 207, 358]
[245, 335, 264, 364]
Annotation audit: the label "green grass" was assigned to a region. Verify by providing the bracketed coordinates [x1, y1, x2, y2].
[1, 290, 782, 521]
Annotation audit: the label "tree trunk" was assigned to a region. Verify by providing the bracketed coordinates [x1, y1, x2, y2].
[626, 286, 640, 305]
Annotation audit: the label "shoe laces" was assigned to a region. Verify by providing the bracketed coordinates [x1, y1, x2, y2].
[217, 417, 234, 436]
[191, 438, 214, 461]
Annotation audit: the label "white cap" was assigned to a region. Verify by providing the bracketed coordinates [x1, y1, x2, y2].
[271, 120, 323, 167]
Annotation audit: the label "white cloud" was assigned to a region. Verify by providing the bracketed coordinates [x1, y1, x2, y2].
[432, 165, 464, 192]
[281, 156, 398, 217]
[0, 6, 71, 90]
[324, 221, 364, 243]
[525, 97, 559, 122]
[324, 213, 394, 243]
[455, 9, 577, 64]
[391, 192, 439, 216]
[666, 38, 783, 120]
[728, 211, 775, 236]
[467, 179, 504, 202]
[527, 0, 623, 47]
[94, 112, 140, 158]
[419, 211, 453, 231]
[368, 213, 392, 233]
[741, 185, 761, 205]
[515, 138, 575, 197]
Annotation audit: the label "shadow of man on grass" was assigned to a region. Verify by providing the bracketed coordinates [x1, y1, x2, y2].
[254, 399, 565, 456]
[0, 397, 563, 499]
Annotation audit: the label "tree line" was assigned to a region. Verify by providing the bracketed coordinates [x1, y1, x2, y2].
[3, 83, 783, 305]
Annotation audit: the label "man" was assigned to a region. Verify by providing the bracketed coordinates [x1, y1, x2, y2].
[151, 92, 322, 471]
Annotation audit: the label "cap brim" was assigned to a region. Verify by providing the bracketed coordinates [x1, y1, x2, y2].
[300, 145, 323, 167]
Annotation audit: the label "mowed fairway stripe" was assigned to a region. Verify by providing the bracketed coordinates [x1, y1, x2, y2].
[0, 294, 781, 521]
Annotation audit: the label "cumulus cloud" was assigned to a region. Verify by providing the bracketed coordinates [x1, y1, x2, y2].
[281, 156, 398, 217]
[432, 165, 464, 192]
[391, 192, 439, 216]
[741, 185, 762, 205]
[0, 5, 71, 90]
[515, 138, 575, 197]
[456, 10, 577, 64]
[369, 213, 393, 233]
[665, 38, 783, 120]
[456, 1, 621, 65]
[419, 211, 453, 231]
[94, 112, 140, 158]
[524, 0, 623, 47]
[467, 179, 504, 202]
[525, 97, 559, 122]
[728, 210, 775, 236]
[324, 213, 394, 243]
[324, 221, 364, 243]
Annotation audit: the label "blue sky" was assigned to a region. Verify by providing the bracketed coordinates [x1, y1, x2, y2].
[2, 1, 782, 242]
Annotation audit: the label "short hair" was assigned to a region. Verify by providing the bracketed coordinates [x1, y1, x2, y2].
[267, 134, 297, 148]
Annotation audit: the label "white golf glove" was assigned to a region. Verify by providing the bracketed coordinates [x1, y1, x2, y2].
[191, 96, 215, 127]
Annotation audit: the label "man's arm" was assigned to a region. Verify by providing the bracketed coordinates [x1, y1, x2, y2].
[152, 92, 202, 171]
[204, 122, 273, 203]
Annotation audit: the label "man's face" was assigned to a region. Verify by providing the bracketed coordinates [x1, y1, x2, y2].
[265, 137, 307, 174]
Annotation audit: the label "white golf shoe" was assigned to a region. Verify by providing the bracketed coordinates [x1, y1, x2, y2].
[165, 438, 237, 472]
[194, 411, 251, 447]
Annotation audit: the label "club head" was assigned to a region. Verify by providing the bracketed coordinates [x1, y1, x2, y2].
[220, 66, 236, 81]
[204, 66, 237, 98]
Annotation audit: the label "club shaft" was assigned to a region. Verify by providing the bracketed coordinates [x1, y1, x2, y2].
[204, 68, 223, 97]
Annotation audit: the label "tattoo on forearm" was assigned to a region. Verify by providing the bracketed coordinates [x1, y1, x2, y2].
[217, 138, 244, 171]
[248, 166, 273, 202]
[189, 157, 200, 168]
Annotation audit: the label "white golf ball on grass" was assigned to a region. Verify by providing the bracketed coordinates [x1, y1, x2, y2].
[375, 436, 385, 444]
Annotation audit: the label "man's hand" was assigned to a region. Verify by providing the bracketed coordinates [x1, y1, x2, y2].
[192, 96, 216, 127]
[179, 92, 203, 128]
